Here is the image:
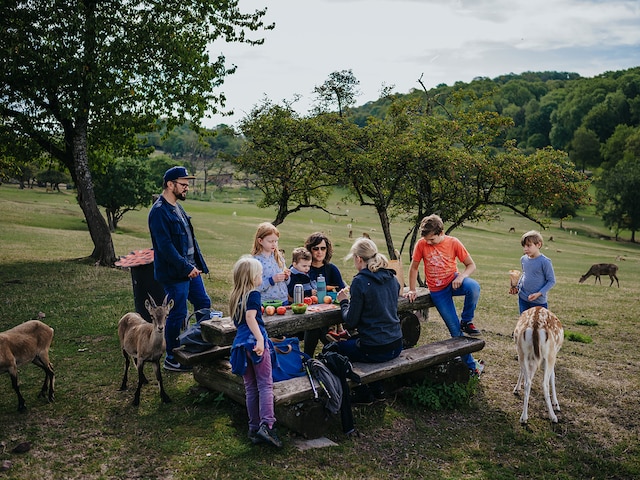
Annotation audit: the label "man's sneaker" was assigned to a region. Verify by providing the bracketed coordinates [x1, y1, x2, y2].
[256, 423, 283, 448]
[248, 429, 263, 445]
[461, 322, 481, 336]
[163, 358, 192, 372]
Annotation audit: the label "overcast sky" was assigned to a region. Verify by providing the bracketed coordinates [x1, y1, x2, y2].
[203, 0, 640, 128]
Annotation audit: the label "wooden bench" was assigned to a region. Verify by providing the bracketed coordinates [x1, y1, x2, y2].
[191, 336, 484, 438]
[172, 288, 486, 438]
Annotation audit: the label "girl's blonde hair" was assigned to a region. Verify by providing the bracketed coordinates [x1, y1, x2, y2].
[345, 237, 389, 272]
[251, 222, 285, 269]
[229, 255, 263, 324]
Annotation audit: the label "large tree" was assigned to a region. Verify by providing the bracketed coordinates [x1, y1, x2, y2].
[1, 1, 271, 265]
[595, 134, 640, 242]
[235, 101, 345, 225]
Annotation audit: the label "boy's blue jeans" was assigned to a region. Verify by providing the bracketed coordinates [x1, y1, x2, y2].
[163, 275, 211, 361]
[429, 276, 480, 371]
[519, 298, 548, 314]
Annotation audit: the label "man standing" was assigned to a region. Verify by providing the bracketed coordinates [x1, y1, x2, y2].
[149, 166, 211, 372]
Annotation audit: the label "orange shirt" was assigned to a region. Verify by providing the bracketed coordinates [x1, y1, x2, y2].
[412, 236, 470, 292]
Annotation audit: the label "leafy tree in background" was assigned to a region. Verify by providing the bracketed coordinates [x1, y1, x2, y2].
[235, 102, 344, 225]
[313, 70, 361, 117]
[396, 89, 587, 258]
[93, 157, 157, 232]
[37, 169, 71, 192]
[147, 155, 183, 190]
[342, 96, 428, 259]
[1, 1, 271, 265]
[601, 124, 637, 169]
[595, 152, 640, 242]
[570, 127, 602, 172]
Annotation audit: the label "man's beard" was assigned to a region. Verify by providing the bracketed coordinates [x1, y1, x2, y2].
[176, 191, 186, 201]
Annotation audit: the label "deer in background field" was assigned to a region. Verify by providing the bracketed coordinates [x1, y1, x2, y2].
[513, 307, 563, 424]
[578, 263, 619, 287]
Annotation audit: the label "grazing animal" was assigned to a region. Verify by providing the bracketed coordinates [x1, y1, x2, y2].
[0, 320, 55, 411]
[118, 294, 174, 406]
[509, 227, 516, 233]
[578, 263, 619, 287]
[513, 307, 563, 424]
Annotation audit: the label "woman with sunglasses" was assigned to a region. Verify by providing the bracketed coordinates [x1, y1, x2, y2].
[302, 232, 347, 356]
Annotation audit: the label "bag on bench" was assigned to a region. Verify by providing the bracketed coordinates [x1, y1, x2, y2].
[178, 309, 215, 353]
[270, 336, 310, 382]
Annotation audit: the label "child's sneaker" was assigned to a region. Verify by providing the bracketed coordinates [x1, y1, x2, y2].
[256, 423, 283, 448]
[326, 330, 342, 342]
[248, 429, 263, 445]
[336, 326, 351, 339]
[461, 322, 481, 336]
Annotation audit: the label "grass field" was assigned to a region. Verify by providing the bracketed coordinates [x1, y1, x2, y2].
[0, 183, 639, 479]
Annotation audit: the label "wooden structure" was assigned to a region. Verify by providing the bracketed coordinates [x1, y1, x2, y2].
[174, 288, 485, 438]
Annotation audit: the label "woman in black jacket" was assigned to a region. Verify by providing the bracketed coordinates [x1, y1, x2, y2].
[332, 238, 403, 403]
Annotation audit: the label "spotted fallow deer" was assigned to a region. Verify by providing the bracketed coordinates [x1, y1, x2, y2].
[513, 306, 564, 424]
[579, 263, 619, 287]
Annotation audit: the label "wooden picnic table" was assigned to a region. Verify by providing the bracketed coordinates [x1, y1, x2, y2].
[173, 287, 485, 438]
[198, 287, 435, 348]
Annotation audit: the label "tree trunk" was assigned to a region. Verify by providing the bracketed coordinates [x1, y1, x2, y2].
[376, 206, 397, 260]
[72, 126, 117, 266]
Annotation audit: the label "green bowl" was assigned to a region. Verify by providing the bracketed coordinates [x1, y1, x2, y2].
[291, 303, 307, 314]
[262, 300, 283, 308]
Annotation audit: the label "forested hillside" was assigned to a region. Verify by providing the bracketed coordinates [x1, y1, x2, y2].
[351, 67, 640, 170]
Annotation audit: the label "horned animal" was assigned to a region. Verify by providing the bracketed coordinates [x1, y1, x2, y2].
[0, 320, 55, 411]
[513, 307, 563, 424]
[118, 294, 173, 406]
[578, 263, 619, 287]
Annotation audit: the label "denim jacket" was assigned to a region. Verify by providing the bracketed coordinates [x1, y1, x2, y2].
[148, 195, 209, 285]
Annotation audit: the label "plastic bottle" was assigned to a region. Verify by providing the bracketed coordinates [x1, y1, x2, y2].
[316, 274, 326, 301]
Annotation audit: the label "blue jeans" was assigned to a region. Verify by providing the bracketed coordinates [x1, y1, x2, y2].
[163, 275, 211, 361]
[243, 344, 276, 430]
[429, 276, 480, 370]
[519, 298, 547, 314]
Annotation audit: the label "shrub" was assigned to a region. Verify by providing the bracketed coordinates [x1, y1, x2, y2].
[576, 319, 598, 326]
[404, 377, 479, 411]
[565, 331, 593, 343]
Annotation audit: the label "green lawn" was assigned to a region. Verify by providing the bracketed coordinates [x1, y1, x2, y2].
[1, 183, 639, 479]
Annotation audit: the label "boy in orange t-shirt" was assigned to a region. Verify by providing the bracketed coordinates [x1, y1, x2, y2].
[406, 214, 482, 375]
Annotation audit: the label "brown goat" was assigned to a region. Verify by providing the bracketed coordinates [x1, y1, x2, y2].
[0, 320, 55, 411]
[578, 263, 619, 287]
[513, 307, 563, 424]
[118, 295, 173, 406]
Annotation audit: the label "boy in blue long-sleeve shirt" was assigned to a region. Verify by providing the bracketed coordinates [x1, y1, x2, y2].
[510, 230, 556, 313]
